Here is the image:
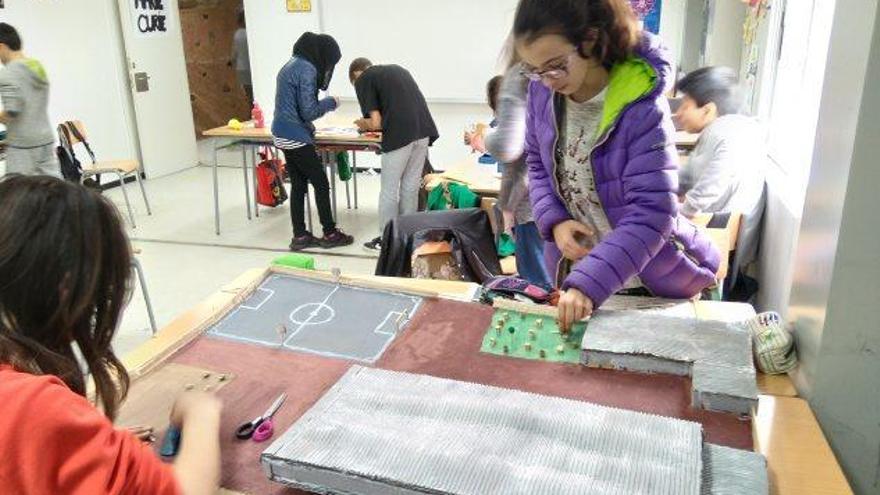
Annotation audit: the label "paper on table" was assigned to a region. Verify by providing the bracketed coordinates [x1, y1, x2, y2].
[316, 126, 360, 138]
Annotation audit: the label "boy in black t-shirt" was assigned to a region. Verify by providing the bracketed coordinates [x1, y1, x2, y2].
[349, 58, 439, 252]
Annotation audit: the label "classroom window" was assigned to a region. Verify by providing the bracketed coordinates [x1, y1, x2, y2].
[764, 0, 836, 189]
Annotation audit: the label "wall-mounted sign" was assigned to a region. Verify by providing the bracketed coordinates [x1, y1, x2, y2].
[132, 0, 172, 36]
[630, 0, 662, 34]
[287, 0, 311, 13]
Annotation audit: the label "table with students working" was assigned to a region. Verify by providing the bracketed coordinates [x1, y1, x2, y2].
[201, 117, 382, 235]
[121, 266, 851, 495]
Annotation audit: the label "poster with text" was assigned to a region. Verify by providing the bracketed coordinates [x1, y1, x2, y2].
[132, 0, 173, 37]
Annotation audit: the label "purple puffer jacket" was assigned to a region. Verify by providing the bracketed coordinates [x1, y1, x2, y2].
[525, 33, 720, 307]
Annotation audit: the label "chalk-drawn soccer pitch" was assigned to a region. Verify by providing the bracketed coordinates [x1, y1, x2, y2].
[207, 274, 422, 363]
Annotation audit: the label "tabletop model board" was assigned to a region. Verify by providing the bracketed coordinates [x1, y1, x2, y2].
[120, 267, 774, 495]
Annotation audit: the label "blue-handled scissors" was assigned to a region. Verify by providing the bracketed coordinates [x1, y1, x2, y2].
[235, 393, 286, 442]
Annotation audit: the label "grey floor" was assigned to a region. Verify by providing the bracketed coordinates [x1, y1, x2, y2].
[104, 164, 385, 357]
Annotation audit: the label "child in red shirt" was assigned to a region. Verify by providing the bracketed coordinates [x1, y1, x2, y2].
[0, 175, 222, 495]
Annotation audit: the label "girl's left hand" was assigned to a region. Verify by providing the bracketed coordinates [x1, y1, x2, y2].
[557, 288, 594, 332]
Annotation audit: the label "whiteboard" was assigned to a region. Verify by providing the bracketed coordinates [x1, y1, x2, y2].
[321, 0, 519, 103]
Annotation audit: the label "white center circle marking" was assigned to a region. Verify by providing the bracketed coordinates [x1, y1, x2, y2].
[289, 302, 335, 327]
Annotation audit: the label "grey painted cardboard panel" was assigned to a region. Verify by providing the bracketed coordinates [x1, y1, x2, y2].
[263, 367, 705, 495]
[581, 310, 758, 415]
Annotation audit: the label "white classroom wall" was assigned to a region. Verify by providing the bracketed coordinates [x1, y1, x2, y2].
[704, 0, 746, 69]
[242, 0, 493, 171]
[659, 0, 688, 72]
[0, 0, 139, 166]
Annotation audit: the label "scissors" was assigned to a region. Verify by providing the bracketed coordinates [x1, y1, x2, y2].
[235, 393, 287, 442]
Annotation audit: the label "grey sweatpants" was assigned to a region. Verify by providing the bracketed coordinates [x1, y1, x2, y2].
[5, 144, 61, 178]
[378, 137, 429, 234]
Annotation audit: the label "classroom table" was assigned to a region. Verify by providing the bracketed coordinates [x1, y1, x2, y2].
[676, 130, 701, 149]
[424, 157, 502, 197]
[201, 119, 382, 235]
[121, 268, 850, 495]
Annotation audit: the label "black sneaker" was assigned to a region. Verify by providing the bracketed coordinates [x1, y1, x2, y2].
[363, 236, 382, 253]
[289, 232, 320, 251]
[319, 229, 354, 248]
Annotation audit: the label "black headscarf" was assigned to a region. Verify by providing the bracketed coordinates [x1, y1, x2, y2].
[292, 32, 342, 91]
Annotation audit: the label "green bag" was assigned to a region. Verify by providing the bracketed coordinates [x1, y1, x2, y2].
[497, 232, 516, 257]
[426, 182, 479, 211]
[426, 186, 449, 211]
[336, 152, 352, 181]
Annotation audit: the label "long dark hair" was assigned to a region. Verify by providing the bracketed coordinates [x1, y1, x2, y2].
[513, 0, 640, 68]
[0, 175, 132, 419]
[487, 75, 503, 112]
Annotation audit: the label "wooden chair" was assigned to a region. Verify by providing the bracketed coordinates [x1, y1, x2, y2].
[60, 121, 151, 227]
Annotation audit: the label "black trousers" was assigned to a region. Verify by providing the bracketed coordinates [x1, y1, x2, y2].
[282, 145, 335, 237]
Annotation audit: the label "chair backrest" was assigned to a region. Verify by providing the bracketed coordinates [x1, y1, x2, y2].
[694, 212, 743, 253]
[58, 120, 95, 163]
[60, 120, 89, 145]
[694, 212, 743, 280]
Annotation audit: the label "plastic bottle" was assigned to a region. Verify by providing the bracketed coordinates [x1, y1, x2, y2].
[252, 103, 265, 128]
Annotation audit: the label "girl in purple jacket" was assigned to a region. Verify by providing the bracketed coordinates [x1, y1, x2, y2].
[513, 0, 720, 330]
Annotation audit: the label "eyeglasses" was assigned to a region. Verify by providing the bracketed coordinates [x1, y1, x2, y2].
[519, 49, 579, 82]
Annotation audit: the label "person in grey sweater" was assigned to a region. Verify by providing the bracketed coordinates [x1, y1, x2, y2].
[231, 12, 252, 104]
[0, 23, 59, 177]
[675, 66, 766, 294]
[466, 66, 550, 287]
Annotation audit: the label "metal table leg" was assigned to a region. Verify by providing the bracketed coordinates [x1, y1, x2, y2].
[132, 257, 158, 335]
[242, 144, 252, 220]
[353, 151, 359, 209]
[252, 145, 260, 218]
[213, 141, 221, 235]
[328, 151, 338, 221]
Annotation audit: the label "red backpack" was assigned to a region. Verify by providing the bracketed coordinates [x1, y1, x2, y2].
[256, 147, 288, 207]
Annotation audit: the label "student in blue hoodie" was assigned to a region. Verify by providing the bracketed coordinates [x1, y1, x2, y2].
[273, 32, 353, 251]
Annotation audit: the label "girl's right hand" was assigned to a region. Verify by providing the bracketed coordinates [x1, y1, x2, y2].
[170, 391, 222, 428]
[552, 220, 593, 261]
